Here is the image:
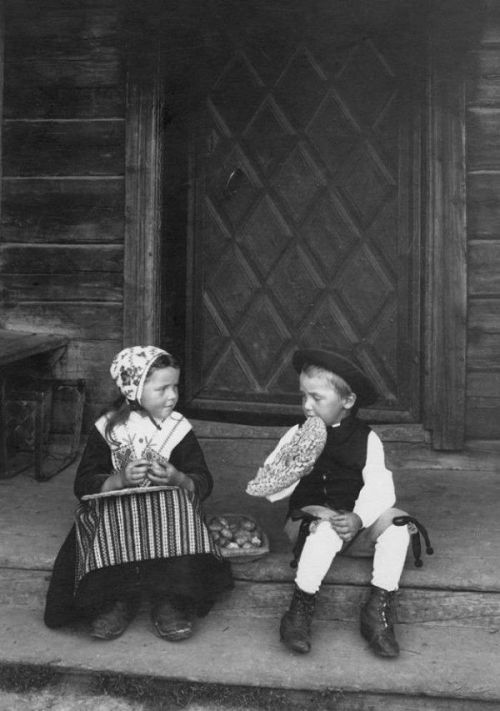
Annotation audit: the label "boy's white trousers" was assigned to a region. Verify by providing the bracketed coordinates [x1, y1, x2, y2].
[295, 520, 410, 594]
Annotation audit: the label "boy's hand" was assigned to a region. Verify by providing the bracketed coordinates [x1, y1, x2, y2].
[122, 458, 150, 487]
[329, 511, 362, 542]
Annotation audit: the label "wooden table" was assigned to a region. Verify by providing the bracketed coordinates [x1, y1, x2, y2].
[0, 329, 69, 478]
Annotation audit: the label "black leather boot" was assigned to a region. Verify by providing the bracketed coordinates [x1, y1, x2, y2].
[360, 585, 400, 658]
[280, 584, 317, 654]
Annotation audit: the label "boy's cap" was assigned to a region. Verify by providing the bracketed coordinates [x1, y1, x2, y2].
[292, 349, 379, 406]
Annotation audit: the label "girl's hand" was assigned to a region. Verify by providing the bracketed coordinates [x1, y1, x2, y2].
[147, 461, 179, 486]
[147, 461, 194, 492]
[329, 511, 362, 542]
[122, 458, 150, 488]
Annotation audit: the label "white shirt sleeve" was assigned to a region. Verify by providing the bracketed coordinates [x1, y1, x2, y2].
[352, 430, 395, 528]
[265, 480, 299, 502]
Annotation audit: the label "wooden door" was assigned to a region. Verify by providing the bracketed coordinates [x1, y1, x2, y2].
[185, 4, 422, 422]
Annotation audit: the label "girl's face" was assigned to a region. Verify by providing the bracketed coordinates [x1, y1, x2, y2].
[299, 370, 355, 427]
[140, 366, 180, 421]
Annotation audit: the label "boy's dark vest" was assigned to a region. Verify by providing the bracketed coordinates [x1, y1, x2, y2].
[288, 415, 371, 514]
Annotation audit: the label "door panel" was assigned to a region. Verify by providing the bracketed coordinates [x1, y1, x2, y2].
[186, 8, 422, 421]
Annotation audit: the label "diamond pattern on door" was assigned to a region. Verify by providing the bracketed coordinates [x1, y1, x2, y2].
[206, 245, 258, 325]
[268, 245, 324, 327]
[206, 145, 261, 228]
[237, 296, 290, 384]
[335, 40, 396, 128]
[275, 48, 326, 128]
[187, 16, 420, 418]
[238, 197, 291, 279]
[307, 92, 358, 175]
[301, 192, 360, 275]
[210, 54, 264, 133]
[335, 245, 393, 330]
[335, 144, 395, 227]
[270, 144, 325, 222]
[243, 98, 295, 175]
[200, 297, 230, 375]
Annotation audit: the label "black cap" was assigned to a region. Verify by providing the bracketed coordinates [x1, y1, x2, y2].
[292, 349, 379, 407]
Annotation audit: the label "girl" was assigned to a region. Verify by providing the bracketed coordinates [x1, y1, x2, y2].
[44, 346, 233, 641]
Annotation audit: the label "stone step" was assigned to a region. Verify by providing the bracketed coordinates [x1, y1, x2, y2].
[2, 569, 499, 630]
[0, 603, 498, 710]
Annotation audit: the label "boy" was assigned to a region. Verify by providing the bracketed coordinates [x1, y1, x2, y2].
[270, 349, 409, 658]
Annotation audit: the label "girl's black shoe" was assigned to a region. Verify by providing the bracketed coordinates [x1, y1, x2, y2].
[151, 597, 194, 641]
[89, 599, 137, 640]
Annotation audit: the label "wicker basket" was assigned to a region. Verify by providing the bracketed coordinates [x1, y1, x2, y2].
[209, 513, 270, 560]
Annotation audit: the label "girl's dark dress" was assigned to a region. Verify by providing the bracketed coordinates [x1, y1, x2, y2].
[44, 417, 233, 628]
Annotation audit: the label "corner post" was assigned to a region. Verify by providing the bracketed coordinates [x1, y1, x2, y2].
[124, 22, 164, 346]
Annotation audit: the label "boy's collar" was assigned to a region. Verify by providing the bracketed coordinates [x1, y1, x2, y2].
[329, 413, 354, 429]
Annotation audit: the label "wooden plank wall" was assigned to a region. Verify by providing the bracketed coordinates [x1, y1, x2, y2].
[1, 0, 500, 442]
[466, 6, 500, 439]
[0, 0, 125, 429]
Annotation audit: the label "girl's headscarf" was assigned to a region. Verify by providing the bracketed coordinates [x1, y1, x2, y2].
[110, 346, 171, 405]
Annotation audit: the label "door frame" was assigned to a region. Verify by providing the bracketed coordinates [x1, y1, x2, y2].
[423, 36, 467, 450]
[123, 18, 467, 450]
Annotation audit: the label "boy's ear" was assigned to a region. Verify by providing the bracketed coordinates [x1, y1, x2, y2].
[343, 393, 357, 410]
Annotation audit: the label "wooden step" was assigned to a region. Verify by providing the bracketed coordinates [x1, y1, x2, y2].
[1, 462, 499, 710]
[219, 582, 500, 629]
[2, 570, 499, 631]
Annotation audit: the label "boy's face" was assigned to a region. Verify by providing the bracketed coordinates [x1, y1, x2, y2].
[299, 370, 355, 427]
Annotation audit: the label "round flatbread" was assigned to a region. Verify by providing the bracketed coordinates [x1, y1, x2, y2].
[246, 416, 327, 497]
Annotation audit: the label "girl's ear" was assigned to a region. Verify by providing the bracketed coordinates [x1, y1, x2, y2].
[343, 393, 357, 410]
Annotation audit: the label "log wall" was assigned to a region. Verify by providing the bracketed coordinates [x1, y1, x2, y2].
[466, 9, 500, 438]
[0, 0, 125, 429]
[1, 0, 499, 441]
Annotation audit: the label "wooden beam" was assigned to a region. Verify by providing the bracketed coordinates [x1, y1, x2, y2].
[425, 44, 467, 450]
[2, 120, 124, 177]
[1, 303, 122, 340]
[123, 28, 163, 347]
[1, 178, 124, 244]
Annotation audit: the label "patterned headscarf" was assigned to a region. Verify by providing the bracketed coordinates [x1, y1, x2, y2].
[110, 346, 171, 404]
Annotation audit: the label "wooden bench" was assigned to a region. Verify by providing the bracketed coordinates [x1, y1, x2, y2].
[0, 330, 69, 369]
[0, 329, 82, 480]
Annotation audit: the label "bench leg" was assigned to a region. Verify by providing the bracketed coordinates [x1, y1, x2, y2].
[0, 376, 14, 479]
